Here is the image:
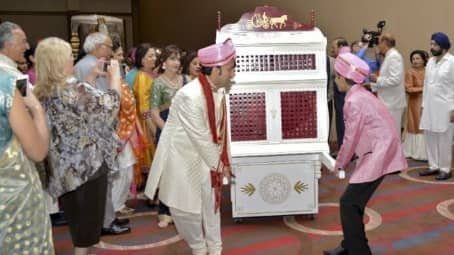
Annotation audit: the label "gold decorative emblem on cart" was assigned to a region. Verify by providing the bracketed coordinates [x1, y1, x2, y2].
[241, 183, 256, 196]
[294, 181, 309, 194]
[246, 12, 288, 30]
[230, 6, 315, 32]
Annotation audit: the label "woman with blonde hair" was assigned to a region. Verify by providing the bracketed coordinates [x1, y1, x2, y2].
[34, 37, 121, 255]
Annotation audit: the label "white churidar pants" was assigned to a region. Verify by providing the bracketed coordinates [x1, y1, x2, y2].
[169, 179, 222, 255]
[424, 124, 453, 173]
[112, 142, 136, 211]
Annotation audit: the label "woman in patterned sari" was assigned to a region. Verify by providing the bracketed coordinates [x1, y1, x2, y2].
[0, 62, 54, 255]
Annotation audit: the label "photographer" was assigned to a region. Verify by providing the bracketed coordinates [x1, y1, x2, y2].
[74, 32, 131, 236]
[355, 37, 381, 82]
[369, 33, 407, 137]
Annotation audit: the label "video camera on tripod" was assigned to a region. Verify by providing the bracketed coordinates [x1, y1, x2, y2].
[361, 20, 386, 48]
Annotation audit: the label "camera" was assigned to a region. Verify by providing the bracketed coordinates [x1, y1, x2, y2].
[362, 20, 386, 48]
[103, 62, 110, 72]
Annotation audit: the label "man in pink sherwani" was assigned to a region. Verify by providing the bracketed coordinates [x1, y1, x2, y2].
[323, 52, 408, 255]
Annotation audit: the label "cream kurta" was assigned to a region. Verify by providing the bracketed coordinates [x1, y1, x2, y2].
[420, 53, 454, 132]
[144, 78, 225, 214]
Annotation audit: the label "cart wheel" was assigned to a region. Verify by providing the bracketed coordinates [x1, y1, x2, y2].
[308, 214, 315, 220]
[233, 218, 244, 224]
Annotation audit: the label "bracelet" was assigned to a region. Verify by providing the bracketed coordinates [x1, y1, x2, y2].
[141, 111, 153, 119]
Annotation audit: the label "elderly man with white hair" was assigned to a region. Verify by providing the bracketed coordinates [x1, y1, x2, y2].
[75, 32, 113, 91]
[74, 32, 131, 235]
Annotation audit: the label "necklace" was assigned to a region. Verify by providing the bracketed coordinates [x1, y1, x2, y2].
[161, 74, 182, 89]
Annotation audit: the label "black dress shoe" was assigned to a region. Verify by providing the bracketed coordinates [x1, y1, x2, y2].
[114, 217, 130, 226]
[50, 212, 68, 227]
[323, 245, 347, 255]
[435, 171, 452, 181]
[419, 168, 439, 176]
[101, 223, 131, 235]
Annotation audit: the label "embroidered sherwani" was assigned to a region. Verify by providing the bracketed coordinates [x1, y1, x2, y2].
[333, 84, 407, 254]
[334, 85, 408, 183]
[145, 77, 225, 255]
[145, 77, 225, 212]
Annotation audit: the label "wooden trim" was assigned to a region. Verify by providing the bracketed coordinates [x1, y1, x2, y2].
[0, 10, 68, 16]
[131, 0, 140, 46]
[0, 10, 132, 16]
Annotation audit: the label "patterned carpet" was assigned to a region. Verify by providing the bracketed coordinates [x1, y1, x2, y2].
[52, 159, 454, 255]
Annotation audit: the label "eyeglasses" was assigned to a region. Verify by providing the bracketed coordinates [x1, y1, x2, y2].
[102, 43, 113, 49]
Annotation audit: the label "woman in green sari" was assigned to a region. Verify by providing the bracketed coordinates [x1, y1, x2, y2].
[0, 68, 54, 253]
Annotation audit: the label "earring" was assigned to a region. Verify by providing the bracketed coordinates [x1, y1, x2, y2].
[162, 64, 166, 70]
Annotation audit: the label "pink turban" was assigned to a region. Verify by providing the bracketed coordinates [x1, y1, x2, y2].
[334, 52, 369, 84]
[198, 39, 236, 67]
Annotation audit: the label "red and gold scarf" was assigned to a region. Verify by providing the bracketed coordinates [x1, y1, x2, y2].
[198, 74, 232, 213]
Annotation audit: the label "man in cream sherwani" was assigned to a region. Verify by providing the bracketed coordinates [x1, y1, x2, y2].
[370, 33, 407, 136]
[145, 39, 236, 255]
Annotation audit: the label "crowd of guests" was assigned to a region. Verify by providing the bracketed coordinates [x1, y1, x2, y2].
[0, 19, 452, 255]
[327, 32, 454, 183]
[0, 21, 203, 255]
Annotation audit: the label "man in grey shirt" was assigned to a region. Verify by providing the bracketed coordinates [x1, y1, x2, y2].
[75, 32, 111, 91]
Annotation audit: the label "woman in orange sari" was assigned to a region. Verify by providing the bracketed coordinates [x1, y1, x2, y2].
[403, 50, 428, 160]
[132, 44, 158, 188]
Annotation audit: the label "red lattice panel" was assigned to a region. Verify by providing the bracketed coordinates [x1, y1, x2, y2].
[236, 54, 316, 73]
[229, 92, 267, 141]
[281, 91, 317, 139]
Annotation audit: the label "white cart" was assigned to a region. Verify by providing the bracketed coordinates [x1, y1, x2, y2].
[216, 6, 334, 219]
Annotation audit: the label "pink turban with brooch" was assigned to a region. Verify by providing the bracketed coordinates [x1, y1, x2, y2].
[334, 52, 370, 84]
[198, 39, 236, 67]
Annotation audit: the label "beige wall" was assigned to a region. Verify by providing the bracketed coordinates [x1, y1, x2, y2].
[138, 0, 453, 67]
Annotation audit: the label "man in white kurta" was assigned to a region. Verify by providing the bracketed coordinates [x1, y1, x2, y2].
[145, 39, 236, 255]
[370, 33, 407, 136]
[419, 32, 454, 181]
